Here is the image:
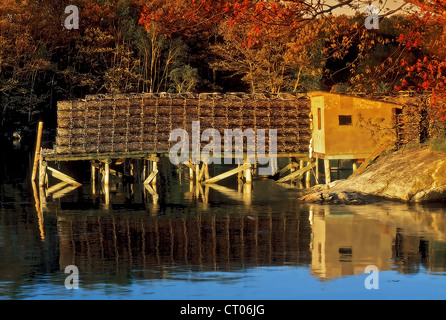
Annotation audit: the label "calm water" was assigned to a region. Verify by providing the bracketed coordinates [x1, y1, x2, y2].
[1, 144, 446, 300]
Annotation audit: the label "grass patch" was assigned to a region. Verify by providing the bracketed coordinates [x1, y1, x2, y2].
[428, 138, 446, 153]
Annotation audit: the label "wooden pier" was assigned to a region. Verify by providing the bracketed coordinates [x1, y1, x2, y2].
[32, 92, 315, 204]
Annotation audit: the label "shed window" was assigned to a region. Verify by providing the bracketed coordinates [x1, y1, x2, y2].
[338, 115, 352, 126]
[317, 108, 321, 130]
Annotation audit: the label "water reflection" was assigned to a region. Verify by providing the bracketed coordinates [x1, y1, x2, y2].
[309, 203, 446, 279]
[0, 150, 446, 299]
[52, 200, 446, 286]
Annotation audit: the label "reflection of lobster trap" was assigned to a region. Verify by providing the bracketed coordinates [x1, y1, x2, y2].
[54, 92, 311, 156]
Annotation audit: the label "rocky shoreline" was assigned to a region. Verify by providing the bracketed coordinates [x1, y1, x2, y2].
[299, 146, 446, 204]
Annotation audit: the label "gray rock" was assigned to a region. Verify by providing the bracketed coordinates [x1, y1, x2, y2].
[300, 146, 446, 204]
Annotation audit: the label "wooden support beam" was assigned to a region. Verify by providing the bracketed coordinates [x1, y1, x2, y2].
[144, 168, 159, 185]
[203, 163, 251, 184]
[278, 163, 292, 177]
[197, 163, 207, 183]
[31, 181, 45, 241]
[144, 183, 158, 196]
[38, 158, 47, 187]
[147, 154, 160, 162]
[104, 161, 110, 187]
[91, 161, 101, 169]
[243, 183, 252, 206]
[31, 122, 44, 181]
[151, 160, 158, 185]
[143, 183, 159, 204]
[52, 184, 80, 200]
[103, 184, 110, 206]
[184, 160, 195, 180]
[245, 163, 252, 183]
[38, 185, 47, 212]
[237, 165, 243, 181]
[278, 162, 299, 177]
[204, 163, 210, 181]
[46, 181, 70, 196]
[277, 162, 316, 183]
[91, 163, 96, 181]
[183, 161, 195, 171]
[354, 144, 389, 175]
[196, 163, 200, 184]
[109, 168, 121, 177]
[115, 158, 126, 166]
[201, 184, 209, 204]
[324, 159, 331, 185]
[189, 166, 194, 180]
[305, 161, 311, 187]
[47, 166, 82, 186]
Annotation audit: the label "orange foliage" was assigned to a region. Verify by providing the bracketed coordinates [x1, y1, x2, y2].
[397, 0, 446, 120]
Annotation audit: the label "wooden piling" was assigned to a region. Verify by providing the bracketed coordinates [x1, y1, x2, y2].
[196, 163, 200, 184]
[31, 180, 45, 241]
[197, 163, 208, 183]
[31, 121, 44, 181]
[130, 160, 134, 178]
[91, 163, 96, 182]
[324, 159, 331, 185]
[290, 158, 296, 174]
[305, 161, 311, 187]
[38, 158, 47, 188]
[144, 156, 159, 185]
[91, 162, 96, 195]
[352, 160, 358, 173]
[243, 182, 252, 205]
[151, 159, 158, 185]
[245, 162, 252, 183]
[184, 159, 195, 180]
[104, 182, 110, 206]
[189, 166, 194, 180]
[104, 160, 110, 187]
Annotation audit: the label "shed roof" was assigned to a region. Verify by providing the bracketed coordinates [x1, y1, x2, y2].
[307, 91, 404, 108]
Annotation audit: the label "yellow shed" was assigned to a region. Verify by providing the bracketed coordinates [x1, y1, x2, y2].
[308, 91, 403, 184]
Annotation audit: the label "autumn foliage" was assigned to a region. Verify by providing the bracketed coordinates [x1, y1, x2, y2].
[0, 0, 445, 135]
[395, 0, 446, 122]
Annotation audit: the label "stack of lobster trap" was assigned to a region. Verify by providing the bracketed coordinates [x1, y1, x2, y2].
[54, 92, 311, 156]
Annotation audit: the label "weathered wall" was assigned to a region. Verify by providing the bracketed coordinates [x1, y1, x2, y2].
[310, 92, 401, 158]
[325, 97, 399, 157]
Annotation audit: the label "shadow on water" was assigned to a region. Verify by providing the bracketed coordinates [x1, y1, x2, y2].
[1, 143, 446, 299]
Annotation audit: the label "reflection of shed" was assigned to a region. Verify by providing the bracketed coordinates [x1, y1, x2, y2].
[308, 91, 403, 184]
